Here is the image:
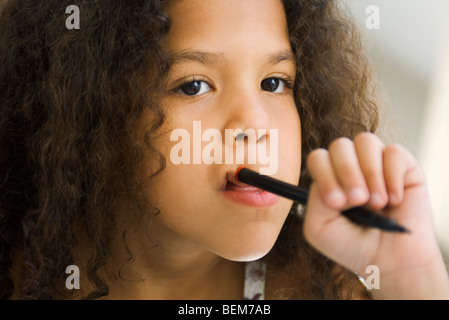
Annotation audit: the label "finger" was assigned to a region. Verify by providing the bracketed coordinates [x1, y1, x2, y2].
[382, 143, 420, 206]
[303, 183, 370, 273]
[353, 132, 388, 209]
[328, 137, 369, 207]
[306, 148, 346, 209]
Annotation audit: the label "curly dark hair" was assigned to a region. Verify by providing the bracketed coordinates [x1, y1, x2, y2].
[0, 0, 378, 299]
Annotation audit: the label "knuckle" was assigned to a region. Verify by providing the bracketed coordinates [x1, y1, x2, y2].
[306, 148, 328, 164]
[384, 142, 406, 156]
[328, 136, 352, 152]
[353, 131, 377, 146]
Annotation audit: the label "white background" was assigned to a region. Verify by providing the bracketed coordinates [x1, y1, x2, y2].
[343, 0, 449, 260]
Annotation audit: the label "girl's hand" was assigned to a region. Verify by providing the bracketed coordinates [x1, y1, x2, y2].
[303, 132, 449, 299]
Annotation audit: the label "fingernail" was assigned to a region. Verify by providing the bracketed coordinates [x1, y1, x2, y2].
[349, 187, 367, 202]
[370, 192, 384, 206]
[327, 189, 345, 204]
[389, 193, 398, 204]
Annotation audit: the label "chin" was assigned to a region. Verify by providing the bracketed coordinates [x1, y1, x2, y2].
[226, 251, 271, 262]
[214, 234, 278, 262]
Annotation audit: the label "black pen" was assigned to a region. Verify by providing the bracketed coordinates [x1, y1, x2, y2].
[236, 167, 409, 233]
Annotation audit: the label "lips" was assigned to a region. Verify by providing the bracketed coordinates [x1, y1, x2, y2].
[220, 169, 279, 207]
[224, 171, 261, 191]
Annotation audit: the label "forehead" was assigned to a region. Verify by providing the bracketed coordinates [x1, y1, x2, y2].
[165, 0, 291, 53]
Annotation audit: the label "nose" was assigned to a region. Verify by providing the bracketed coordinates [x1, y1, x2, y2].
[220, 82, 276, 170]
[222, 83, 272, 136]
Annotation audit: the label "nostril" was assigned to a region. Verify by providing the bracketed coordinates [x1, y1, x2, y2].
[257, 132, 267, 143]
[235, 132, 248, 141]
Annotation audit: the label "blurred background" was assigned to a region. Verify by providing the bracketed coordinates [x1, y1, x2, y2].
[343, 0, 449, 261]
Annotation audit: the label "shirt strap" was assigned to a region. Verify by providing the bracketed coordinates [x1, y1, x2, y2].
[243, 259, 266, 300]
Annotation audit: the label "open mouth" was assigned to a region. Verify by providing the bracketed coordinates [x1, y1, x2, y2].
[220, 169, 279, 207]
[224, 171, 263, 193]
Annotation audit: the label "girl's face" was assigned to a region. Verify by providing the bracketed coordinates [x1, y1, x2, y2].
[141, 0, 301, 261]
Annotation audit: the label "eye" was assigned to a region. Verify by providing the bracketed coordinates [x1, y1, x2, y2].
[175, 80, 212, 96]
[261, 77, 292, 93]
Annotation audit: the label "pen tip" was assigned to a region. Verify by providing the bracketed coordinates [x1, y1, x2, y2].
[394, 225, 410, 233]
[235, 166, 245, 181]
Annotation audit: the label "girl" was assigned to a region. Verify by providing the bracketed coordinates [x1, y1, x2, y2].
[1, 0, 448, 300]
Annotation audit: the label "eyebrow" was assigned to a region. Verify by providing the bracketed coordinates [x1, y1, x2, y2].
[170, 50, 225, 65]
[266, 50, 296, 65]
[169, 49, 296, 66]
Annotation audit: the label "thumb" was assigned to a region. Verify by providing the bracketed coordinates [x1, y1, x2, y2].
[303, 183, 376, 274]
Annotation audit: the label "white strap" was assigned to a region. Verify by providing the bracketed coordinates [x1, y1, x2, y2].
[243, 260, 266, 300]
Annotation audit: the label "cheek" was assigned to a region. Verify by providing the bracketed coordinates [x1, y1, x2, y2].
[143, 163, 215, 247]
[148, 161, 210, 212]
[283, 112, 301, 151]
[277, 106, 302, 182]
